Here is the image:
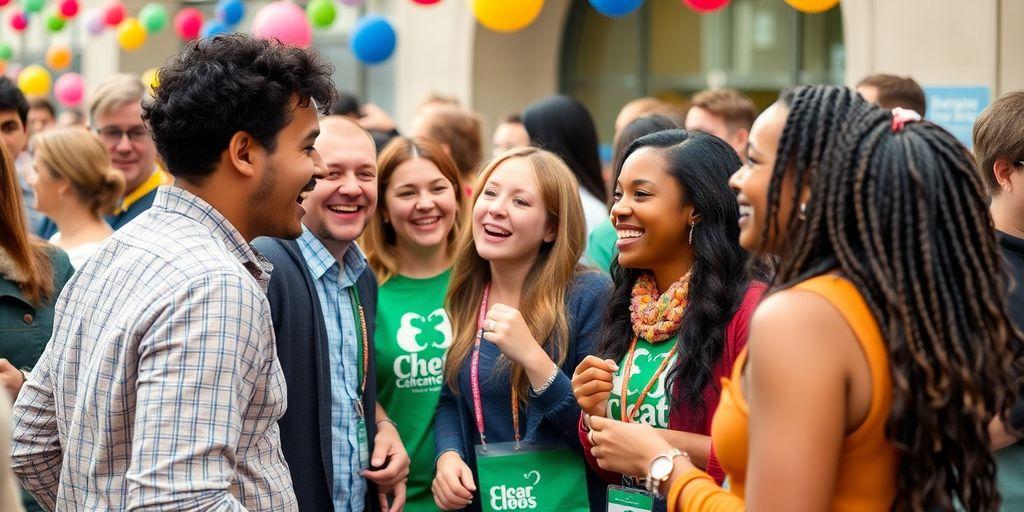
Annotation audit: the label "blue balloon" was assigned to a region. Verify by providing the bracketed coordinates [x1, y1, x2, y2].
[589, 0, 644, 17]
[201, 20, 231, 38]
[350, 15, 396, 65]
[216, 0, 245, 26]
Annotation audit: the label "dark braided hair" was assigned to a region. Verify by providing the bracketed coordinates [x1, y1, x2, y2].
[599, 129, 753, 425]
[764, 85, 1024, 511]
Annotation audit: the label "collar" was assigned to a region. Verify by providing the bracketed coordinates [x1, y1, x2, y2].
[0, 247, 26, 283]
[999, 230, 1024, 258]
[297, 226, 367, 288]
[117, 167, 169, 214]
[153, 186, 272, 285]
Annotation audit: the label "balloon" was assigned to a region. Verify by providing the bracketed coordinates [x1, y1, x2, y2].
[46, 44, 73, 70]
[139, 3, 168, 33]
[412, 0, 441, 4]
[0, 62, 6, 77]
[682, 0, 729, 12]
[470, 0, 544, 33]
[0, 43, 12, 61]
[84, 8, 106, 35]
[201, 19, 230, 38]
[173, 7, 203, 40]
[307, 0, 336, 28]
[104, 1, 126, 27]
[46, 12, 66, 32]
[18, 65, 52, 97]
[216, 0, 245, 26]
[10, 10, 29, 32]
[20, 0, 44, 14]
[0, 0, 10, 8]
[116, 18, 147, 51]
[350, 14, 396, 65]
[141, 67, 160, 92]
[58, 0, 79, 18]
[339, 0, 364, 4]
[251, 1, 313, 48]
[54, 72, 85, 107]
[589, 0, 643, 17]
[784, 0, 839, 13]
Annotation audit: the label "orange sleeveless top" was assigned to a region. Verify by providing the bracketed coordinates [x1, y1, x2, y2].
[668, 275, 897, 511]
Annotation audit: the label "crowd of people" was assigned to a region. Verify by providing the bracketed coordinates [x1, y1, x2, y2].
[1, 32, 1024, 512]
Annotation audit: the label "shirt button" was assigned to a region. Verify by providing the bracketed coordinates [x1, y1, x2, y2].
[22, 314, 33, 324]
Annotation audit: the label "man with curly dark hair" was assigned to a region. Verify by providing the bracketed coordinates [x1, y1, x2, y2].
[11, 34, 333, 511]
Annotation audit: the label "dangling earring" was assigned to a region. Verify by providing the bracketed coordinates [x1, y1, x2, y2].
[798, 203, 807, 221]
[688, 224, 695, 245]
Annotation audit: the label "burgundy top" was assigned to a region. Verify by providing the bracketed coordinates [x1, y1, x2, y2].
[579, 282, 767, 484]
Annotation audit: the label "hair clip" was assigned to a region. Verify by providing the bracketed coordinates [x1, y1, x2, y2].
[891, 107, 922, 132]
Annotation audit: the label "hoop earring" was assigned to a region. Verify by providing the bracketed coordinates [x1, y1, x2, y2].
[798, 202, 807, 221]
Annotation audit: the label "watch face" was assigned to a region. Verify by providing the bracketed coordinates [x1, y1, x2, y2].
[651, 456, 673, 479]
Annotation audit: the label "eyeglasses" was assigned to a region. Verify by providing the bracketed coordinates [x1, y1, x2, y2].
[1016, 160, 1024, 167]
[95, 125, 149, 145]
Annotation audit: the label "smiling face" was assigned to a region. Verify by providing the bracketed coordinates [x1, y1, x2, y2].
[729, 102, 789, 252]
[611, 147, 693, 270]
[384, 157, 459, 251]
[301, 117, 378, 251]
[94, 100, 157, 196]
[472, 157, 555, 266]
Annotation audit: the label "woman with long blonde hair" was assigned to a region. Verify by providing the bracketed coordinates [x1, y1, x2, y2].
[362, 136, 464, 511]
[29, 127, 124, 268]
[432, 146, 611, 511]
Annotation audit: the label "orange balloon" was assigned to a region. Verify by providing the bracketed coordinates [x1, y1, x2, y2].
[46, 44, 73, 70]
[0, 61, 7, 76]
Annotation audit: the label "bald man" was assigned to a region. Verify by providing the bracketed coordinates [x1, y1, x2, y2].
[254, 117, 410, 512]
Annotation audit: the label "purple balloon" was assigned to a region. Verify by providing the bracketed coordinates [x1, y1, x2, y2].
[84, 8, 105, 35]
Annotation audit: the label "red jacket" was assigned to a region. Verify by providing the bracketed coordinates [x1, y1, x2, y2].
[579, 282, 766, 484]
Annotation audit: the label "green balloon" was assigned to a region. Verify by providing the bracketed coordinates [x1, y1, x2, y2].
[139, 3, 169, 33]
[21, 0, 45, 13]
[46, 13, 66, 32]
[0, 44, 13, 61]
[307, 0, 336, 28]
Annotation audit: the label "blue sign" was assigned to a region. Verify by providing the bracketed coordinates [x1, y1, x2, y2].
[923, 86, 990, 149]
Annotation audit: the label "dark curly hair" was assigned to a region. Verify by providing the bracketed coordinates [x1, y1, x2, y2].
[765, 85, 1024, 511]
[143, 34, 335, 181]
[599, 129, 753, 425]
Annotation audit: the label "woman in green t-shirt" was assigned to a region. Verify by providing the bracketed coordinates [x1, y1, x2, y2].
[362, 136, 465, 512]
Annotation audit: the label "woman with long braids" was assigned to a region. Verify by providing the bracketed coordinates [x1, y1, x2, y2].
[571, 129, 764, 510]
[586, 85, 1023, 511]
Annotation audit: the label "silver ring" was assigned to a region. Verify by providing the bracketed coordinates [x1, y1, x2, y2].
[587, 430, 596, 446]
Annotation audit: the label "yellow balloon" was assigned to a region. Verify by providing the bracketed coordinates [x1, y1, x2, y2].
[471, 0, 544, 33]
[117, 18, 147, 51]
[45, 44, 73, 70]
[784, 0, 840, 13]
[141, 67, 160, 93]
[18, 65, 53, 97]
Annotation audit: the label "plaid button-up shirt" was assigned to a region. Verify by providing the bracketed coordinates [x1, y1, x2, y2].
[11, 186, 297, 511]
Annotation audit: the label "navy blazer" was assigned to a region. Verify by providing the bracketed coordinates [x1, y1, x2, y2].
[255, 237, 381, 512]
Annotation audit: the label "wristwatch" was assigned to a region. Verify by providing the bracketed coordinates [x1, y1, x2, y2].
[645, 448, 687, 498]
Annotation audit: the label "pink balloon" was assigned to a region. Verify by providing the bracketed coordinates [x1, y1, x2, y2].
[103, 1, 125, 26]
[411, 0, 441, 4]
[252, 1, 312, 48]
[59, 0, 80, 18]
[54, 73, 85, 107]
[682, 0, 730, 12]
[174, 7, 204, 40]
[0, 0, 11, 7]
[10, 10, 29, 31]
[84, 9, 106, 35]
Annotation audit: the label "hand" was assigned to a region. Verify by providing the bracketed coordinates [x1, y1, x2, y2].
[572, 355, 618, 418]
[364, 420, 411, 495]
[589, 416, 687, 477]
[358, 103, 396, 132]
[483, 304, 546, 367]
[378, 481, 406, 512]
[432, 451, 476, 510]
[0, 359, 25, 399]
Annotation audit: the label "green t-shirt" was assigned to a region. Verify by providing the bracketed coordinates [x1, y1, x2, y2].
[374, 269, 452, 512]
[586, 219, 617, 273]
[608, 338, 676, 428]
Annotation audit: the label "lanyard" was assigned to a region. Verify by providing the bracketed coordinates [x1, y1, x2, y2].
[471, 284, 521, 451]
[348, 287, 368, 417]
[619, 336, 677, 423]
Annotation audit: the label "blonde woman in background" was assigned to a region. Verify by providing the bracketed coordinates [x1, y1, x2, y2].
[29, 127, 125, 268]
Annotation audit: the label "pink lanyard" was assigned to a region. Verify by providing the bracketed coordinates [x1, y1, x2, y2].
[470, 284, 521, 450]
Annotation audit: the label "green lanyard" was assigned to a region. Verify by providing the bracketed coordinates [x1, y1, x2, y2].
[347, 287, 368, 415]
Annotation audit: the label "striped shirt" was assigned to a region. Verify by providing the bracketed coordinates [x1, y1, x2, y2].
[11, 186, 297, 511]
[296, 228, 368, 512]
